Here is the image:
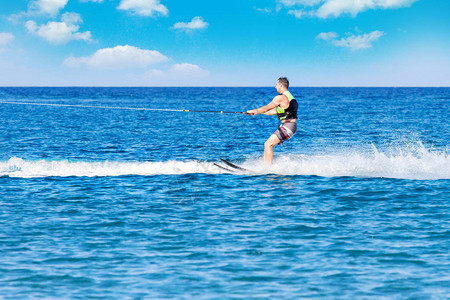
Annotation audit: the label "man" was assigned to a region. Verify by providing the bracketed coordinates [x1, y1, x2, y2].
[246, 77, 298, 165]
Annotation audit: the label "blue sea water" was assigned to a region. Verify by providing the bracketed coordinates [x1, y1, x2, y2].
[0, 87, 449, 299]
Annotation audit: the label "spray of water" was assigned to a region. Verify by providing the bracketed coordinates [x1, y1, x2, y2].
[1, 143, 449, 180]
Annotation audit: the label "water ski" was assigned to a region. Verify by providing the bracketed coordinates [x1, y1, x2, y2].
[219, 159, 251, 172]
[213, 162, 235, 173]
[214, 159, 253, 173]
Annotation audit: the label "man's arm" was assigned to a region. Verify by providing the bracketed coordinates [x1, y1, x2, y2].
[246, 95, 283, 116]
[263, 108, 277, 115]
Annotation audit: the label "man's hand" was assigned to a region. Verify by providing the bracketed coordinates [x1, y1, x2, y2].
[246, 109, 257, 116]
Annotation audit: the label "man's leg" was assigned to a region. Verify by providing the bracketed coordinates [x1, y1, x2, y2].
[264, 134, 281, 165]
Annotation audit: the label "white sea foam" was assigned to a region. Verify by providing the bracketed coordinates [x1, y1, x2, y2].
[1, 158, 215, 178]
[262, 145, 450, 180]
[2, 144, 449, 180]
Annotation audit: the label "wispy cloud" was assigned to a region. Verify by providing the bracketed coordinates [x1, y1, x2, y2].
[318, 0, 417, 18]
[25, 12, 92, 45]
[279, 0, 322, 7]
[0, 32, 15, 52]
[317, 30, 384, 50]
[169, 63, 209, 76]
[142, 63, 209, 85]
[0, 33, 15, 46]
[316, 31, 338, 40]
[64, 45, 168, 69]
[30, 0, 68, 16]
[172, 17, 208, 31]
[256, 8, 272, 14]
[118, 0, 168, 17]
[8, 0, 69, 23]
[287, 9, 305, 18]
[279, 0, 418, 18]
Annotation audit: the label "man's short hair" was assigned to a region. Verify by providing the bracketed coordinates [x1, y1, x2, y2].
[278, 77, 289, 89]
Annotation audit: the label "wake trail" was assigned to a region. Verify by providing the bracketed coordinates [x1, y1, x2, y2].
[2, 144, 449, 180]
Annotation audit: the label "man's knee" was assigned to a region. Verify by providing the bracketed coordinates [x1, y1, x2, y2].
[264, 136, 279, 148]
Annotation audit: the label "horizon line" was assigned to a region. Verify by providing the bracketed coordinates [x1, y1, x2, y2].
[0, 86, 449, 88]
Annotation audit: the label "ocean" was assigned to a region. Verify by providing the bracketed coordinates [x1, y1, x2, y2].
[0, 87, 449, 298]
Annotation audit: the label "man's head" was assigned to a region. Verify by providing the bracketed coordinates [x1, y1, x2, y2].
[276, 77, 289, 93]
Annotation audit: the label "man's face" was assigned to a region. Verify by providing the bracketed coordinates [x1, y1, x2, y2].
[276, 81, 282, 92]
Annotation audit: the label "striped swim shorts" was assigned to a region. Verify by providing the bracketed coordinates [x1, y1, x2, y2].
[274, 121, 297, 144]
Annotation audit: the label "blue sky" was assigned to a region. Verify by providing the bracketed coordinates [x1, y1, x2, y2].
[0, 0, 449, 86]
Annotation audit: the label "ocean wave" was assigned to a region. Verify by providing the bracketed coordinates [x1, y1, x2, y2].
[1, 144, 449, 180]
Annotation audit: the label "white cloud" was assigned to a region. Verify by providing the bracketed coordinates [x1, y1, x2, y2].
[279, 0, 322, 6]
[118, 0, 168, 17]
[333, 31, 385, 50]
[144, 69, 166, 78]
[316, 31, 338, 40]
[25, 12, 92, 45]
[0, 33, 15, 46]
[140, 63, 209, 85]
[287, 9, 305, 18]
[8, 0, 68, 23]
[172, 17, 208, 31]
[256, 8, 272, 13]
[279, 0, 418, 18]
[64, 45, 169, 69]
[145, 63, 209, 78]
[169, 63, 209, 76]
[30, 0, 68, 16]
[317, 30, 384, 50]
[61, 11, 82, 24]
